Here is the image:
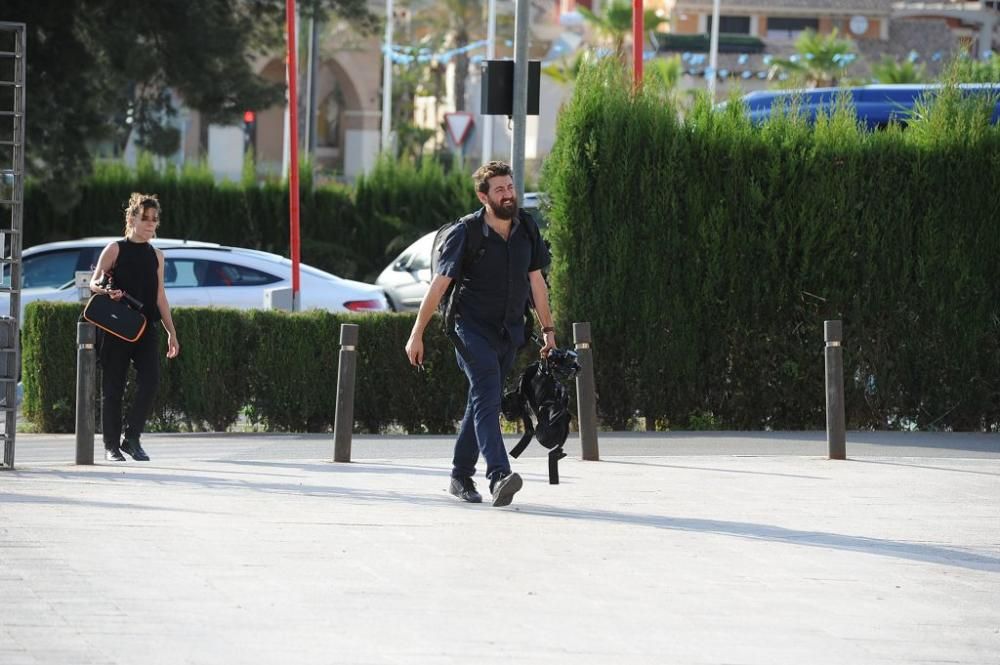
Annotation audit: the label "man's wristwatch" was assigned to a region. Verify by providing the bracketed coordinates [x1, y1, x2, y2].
[542, 326, 555, 334]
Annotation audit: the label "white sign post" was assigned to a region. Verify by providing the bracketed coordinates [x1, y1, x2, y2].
[444, 111, 475, 160]
[445, 112, 474, 146]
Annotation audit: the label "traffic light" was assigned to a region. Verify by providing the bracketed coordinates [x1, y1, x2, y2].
[242, 110, 256, 154]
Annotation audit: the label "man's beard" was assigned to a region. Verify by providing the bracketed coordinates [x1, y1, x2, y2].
[489, 194, 517, 220]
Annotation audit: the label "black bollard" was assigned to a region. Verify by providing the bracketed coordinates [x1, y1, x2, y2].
[333, 323, 359, 463]
[825, 320, 846, 460]
[573, 322, 600, 461]
[75, 322, 97, 465]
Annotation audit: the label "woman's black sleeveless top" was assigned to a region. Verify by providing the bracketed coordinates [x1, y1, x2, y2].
[113, 238, 161, 323]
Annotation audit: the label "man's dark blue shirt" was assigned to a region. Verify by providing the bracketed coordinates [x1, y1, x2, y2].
[436, 207, 550, 347]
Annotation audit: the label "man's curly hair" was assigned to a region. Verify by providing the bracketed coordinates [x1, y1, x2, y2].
[473, 161, 513, 194]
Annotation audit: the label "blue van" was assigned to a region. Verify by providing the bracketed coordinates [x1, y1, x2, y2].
[741, 84, 1000, 129]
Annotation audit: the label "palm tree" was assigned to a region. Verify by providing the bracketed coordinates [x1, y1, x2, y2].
[872, 56, 927, 84]
[645, 54, 683, 98]
[542, 50, 593, 84]
[771, 29, 857, 88]
[578, 1, 667, 59]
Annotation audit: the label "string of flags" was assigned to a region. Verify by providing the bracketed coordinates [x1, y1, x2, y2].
[384, 36, 996, 80]
[383, 39, 492, 65]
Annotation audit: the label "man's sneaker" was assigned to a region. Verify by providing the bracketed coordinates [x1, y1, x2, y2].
[121, 437, 150, 461]
[448, 476, 483, 503]
[105, 447, 126, 462]
[489, 472, 523, 507]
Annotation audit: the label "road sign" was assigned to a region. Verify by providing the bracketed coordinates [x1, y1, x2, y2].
[444, 112, 475, 146]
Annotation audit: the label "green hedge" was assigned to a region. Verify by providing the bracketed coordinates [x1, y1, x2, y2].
[25, 155, 479, 281]
[22, 302, 480, 434]
[541, 62, 1000, 431]
[23, 69, 1000, 433]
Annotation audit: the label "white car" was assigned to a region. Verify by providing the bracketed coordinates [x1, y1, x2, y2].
[1, 237, 389, 320]
[377, 193, 547, 312]
[375, 231, 435, 312]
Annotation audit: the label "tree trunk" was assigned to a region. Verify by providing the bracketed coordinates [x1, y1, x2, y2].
[453, 28, 470, 112]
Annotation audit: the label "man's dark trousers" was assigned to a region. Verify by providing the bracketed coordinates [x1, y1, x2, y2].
[451, 321, 517, 482]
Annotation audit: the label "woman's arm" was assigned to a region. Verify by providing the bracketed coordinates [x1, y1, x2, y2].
[89, 242, 123, 300]
[155, 249, 180, 358]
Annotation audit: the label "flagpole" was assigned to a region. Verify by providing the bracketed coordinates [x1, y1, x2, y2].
[381, 0, 395, 154]
[482, 0, 497, 161]
[286, 0, 301, 310]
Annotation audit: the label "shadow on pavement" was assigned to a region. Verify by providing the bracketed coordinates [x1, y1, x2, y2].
[8, 461, 998, 573]
[511, 503, 1000, 573]
[852, 459, 1000, 477]
[0, 491, 205, 513]
[602, 459, 828, 480]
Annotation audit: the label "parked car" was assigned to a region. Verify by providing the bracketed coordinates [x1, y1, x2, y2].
[740, 83, 1000, 129]
[2, 237, 219, 291]
[377, 193, 548, 312]
[1, 237, 389, 320]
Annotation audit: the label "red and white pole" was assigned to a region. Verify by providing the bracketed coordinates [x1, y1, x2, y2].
[632, 0, 644, 88]
[286, 0, 301, 309]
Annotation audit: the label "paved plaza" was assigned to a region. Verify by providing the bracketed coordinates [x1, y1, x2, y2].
[1, 431, 998, 664]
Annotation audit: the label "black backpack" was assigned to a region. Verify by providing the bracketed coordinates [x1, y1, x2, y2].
[501, 348, 581, 484]
[430, 207, 542, 347]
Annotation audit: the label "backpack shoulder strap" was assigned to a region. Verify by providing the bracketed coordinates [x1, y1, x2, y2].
[460, 209, 486, 267]
[518, 209, 539, 243]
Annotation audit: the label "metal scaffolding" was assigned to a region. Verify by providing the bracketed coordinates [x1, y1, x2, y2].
[0, 22, 25, 469]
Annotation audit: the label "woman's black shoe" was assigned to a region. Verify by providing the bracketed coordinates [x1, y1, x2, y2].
[121, 438, 150, 461]
[105, 447, 126, 462]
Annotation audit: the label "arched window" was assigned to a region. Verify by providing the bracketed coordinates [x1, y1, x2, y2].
[317, 83, 345, 148]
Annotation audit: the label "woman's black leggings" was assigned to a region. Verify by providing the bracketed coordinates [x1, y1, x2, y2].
[100, 326, 159, 447]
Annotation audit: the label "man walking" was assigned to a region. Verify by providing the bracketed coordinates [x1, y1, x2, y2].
[405, 161, 556, 507]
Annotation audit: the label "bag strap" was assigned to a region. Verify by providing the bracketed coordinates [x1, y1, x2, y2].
[548, 447, 567, 485]
[445, 210, 486, 363]
[122, 292, 144, 310]
[460, 209, 486, 267]
[518, 208, 539, 244]
[509, 415, 534, 458]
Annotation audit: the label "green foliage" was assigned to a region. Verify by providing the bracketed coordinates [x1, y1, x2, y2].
[160, 308, 253, 431]
[947, 54, 1000, 83]
[645, 55, 684, 99]
[872, 57, 928, 84]
[21, 303, 79, 432]
[0, 0, 377, 206]
[353, 155, 480, 261]
[772, 29, 857, 87]
[22, 305, 477, 434]
[542, 51, 596, 85]
[22, 155, 478, 282]
[542, 58, 1000, 431]
[578, 1, 668, 56]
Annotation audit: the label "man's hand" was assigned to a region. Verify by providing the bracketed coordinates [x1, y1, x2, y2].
[405, 333, 424, 367]
[540, 331, 556, 359]
[166, 334, 180, 359]
[107, 289, 124, 301]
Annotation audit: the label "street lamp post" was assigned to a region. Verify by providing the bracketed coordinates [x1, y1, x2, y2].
[707, 0, 721, 101]
[381, 0, 394, 154]
[632, 0, 644, 88]
[482, 0, 497, 161]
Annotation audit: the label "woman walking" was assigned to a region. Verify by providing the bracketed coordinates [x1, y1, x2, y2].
[89, 193, 180, 461]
